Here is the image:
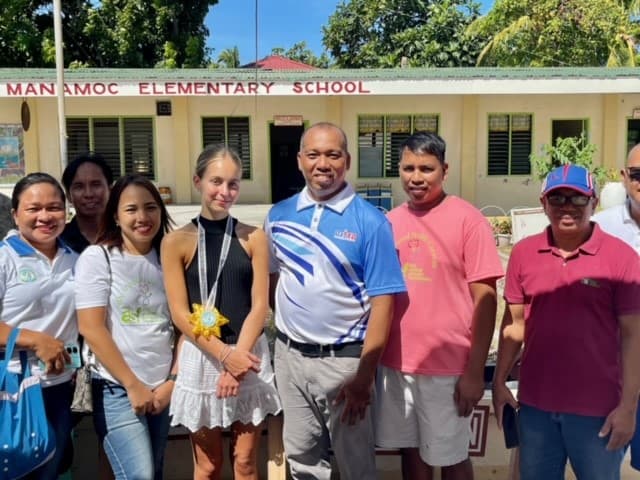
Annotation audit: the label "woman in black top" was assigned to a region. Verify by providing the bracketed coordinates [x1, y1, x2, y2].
[60, 153, 112, 253]
[161, 144, 281, 479]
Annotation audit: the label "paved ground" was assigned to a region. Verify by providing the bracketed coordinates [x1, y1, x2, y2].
[167, 203, 272, 228]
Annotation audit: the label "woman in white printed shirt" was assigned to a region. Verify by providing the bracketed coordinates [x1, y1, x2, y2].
[75, 174, 177, 480]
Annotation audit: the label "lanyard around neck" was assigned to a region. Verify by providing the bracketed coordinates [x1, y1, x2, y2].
[197, 215, 233, 310]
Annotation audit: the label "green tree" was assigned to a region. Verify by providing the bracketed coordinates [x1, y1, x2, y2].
[0, 0, 217, 68]
[469, 0, 637, 66]
[0, 0, 89, 67]
[621, 0, 640, 15]
[270, 41, 330, 68]
[217, 46, 241, 68]
[83, 0, 217, 67]
[322, 0, 485, 68]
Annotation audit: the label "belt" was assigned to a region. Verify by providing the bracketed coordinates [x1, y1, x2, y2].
[276, 330, 363, 358]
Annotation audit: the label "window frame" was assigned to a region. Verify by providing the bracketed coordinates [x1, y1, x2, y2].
[550, 118, 589, 145]
[626, 118, 640, 153]
[201, 116, 252, 180]
[486, 112, 533, 176]
[66, 116, 156, 180]
[357, 114, 440, 179]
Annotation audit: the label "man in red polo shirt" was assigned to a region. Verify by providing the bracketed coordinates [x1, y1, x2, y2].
[492, 164, 640, 480]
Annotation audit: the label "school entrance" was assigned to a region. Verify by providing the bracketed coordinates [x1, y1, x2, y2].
[269, 124, 305, 203]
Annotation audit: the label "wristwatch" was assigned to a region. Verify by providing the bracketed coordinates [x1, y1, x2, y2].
[166, 373, 177, 382]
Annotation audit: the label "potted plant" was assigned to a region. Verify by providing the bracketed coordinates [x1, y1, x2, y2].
[530, 132, 617, 187]
[489, 216, 512, 246]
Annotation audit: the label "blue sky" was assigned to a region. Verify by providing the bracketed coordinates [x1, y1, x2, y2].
[206, 0, 494, 65]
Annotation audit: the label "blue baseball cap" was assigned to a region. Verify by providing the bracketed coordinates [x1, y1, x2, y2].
[541, 164, 596, 197]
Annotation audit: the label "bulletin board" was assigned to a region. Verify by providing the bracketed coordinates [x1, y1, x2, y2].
[0, 124, 24, 183]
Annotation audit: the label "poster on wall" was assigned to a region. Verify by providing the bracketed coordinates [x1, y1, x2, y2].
[0, 124, 25, 184]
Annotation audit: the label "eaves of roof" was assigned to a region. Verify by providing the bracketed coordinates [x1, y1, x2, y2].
[0, 67, 638, 82]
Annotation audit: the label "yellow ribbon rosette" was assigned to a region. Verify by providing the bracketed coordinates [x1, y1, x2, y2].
[190, 303, 229, 339]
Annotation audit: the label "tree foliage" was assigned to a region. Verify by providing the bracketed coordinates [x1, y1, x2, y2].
[217, 46, 241, 68]
[469, 0, 637, 66]
[322, 0, 486, 68]
[0, 0, 218, 68]
[270, 41, 330, 68]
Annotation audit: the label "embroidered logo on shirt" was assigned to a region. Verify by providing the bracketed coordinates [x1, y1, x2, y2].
[18, 267, 37, 283]
[334, 229, 357, 242]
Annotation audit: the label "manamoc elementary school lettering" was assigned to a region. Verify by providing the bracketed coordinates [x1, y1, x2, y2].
[2, 80, 372, 97]
[5, 82, 119, 96]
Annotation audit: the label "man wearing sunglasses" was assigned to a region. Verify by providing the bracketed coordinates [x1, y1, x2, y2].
[594, 145, 640, 254]
[594, 144, 640, 471]
[493, 164, 640, 480]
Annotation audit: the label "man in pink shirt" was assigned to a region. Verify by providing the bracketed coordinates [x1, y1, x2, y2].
[493, 164, 640, 480]
[376, 131, 503, 479]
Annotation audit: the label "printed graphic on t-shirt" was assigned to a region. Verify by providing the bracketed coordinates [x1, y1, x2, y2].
[396, 231, 438, 283]
[116, 277, 165, 325]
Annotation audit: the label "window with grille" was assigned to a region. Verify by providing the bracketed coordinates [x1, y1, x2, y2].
[202, 117, 251, 179]
[487, 114, 532, 176]
[358, 114, 439, 178]
[67, 117, 155, 179]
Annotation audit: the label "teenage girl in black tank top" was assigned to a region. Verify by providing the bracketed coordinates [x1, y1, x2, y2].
[184, 216, 255, 344]
[161, 144, 281, 478]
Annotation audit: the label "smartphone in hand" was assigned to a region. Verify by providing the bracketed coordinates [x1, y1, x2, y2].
[65, 342, 82, 369]
[502, 404, 520, 449]
[39, 342, 82, 371]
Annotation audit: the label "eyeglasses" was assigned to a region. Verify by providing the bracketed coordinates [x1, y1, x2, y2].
[625, 168, 640, 182]
[545, 194, 592, 207]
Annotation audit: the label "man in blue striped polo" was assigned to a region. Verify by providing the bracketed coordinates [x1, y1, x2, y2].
[265, 122, 406, 479]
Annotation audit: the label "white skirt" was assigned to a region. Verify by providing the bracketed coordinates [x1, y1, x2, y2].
[170, 334, 282, 431]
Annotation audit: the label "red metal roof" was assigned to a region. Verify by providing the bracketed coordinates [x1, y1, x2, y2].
[241, 55, 318, 71]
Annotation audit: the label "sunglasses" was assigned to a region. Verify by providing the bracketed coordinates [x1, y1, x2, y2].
[626, 168, 640, 182]
[546, 194, 592, 207]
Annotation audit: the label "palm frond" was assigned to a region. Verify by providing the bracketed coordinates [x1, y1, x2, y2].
[607, 33, 637, 66]
[476, 15, 532, 66]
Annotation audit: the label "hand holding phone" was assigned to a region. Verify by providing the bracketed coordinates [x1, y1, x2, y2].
[502, 404, 520, 449]
[38, 342, 82, 371]
[65, 343, 82, 369]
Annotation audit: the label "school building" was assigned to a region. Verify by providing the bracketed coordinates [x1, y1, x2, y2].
[1, 67, 640, 211]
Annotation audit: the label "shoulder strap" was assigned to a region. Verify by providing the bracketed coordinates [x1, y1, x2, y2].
[4, 328, 20, 360]
[85, 246, 112, 366]
[0, 328, 21, 379]
[99, 245, 112, 282]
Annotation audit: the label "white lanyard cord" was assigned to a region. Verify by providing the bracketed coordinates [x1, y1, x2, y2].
[197, 215, 233, 310]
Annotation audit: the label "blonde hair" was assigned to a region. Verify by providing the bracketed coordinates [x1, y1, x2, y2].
[195, 144, 243, 178]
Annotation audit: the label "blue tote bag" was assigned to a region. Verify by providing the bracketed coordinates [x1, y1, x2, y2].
[0, 328, 55, 480]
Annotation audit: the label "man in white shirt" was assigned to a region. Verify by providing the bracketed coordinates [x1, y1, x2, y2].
[593, 145, 640, 254]
[593, 144, 640, 471]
